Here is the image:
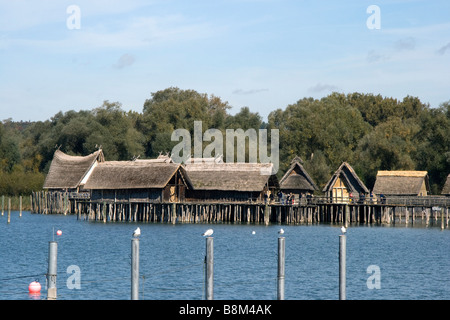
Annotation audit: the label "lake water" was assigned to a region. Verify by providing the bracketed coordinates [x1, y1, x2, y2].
[0, 211, 449, 300]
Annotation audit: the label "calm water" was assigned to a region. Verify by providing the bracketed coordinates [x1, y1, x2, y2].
[0, 211, 449, 300]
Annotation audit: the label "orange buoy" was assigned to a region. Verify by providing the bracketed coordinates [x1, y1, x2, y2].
[28, 281, 41, 294]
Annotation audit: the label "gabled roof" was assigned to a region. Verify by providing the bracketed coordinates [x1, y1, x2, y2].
[372, 171, 430, 195]
[83, 161, 191, 190]
[323, 162, 369, 194]
[279, 159, 318, 191]
[442, 174, 450, 195]
[184, 162, 279, 192]
[43, 149, 104, 189]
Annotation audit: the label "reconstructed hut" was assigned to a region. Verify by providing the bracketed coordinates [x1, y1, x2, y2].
[43, 149, 105, 193]
[83, 161, 192, 203]
[323, 162, 369, 203]
[184, 162, 279, 202]
[372, 171, 430, 196]
[279, 157, 318, 199]
[442, 174, 450, 196]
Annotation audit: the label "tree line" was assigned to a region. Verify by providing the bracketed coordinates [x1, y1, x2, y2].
[1, 87, 449, 196]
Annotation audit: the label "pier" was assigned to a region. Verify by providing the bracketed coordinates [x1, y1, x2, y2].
[30, 191, 449, 227]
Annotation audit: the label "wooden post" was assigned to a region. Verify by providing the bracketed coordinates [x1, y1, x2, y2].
[131, 237, 140, 300]
[103, 202, 107, 223]
[446, 207, 449, 229]
[19, 196, 22, 217]
[7, 198, 11, 224]
[205, 236, 214, 300]
[1, 195, 4, 216]
[277, 236, 285, 300]
[172, 202, 177, 224]
[264, 204, 270, 226]
[339, 234, 346, 300]
[344, 205, 349, 228]
[47, 241, 58, 300]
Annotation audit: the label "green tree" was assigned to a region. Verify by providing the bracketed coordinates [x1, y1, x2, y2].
[140, 87, 231, 157]
[354, 117, 420, 189]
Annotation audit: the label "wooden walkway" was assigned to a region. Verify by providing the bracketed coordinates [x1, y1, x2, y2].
[31, 191, 450, 227]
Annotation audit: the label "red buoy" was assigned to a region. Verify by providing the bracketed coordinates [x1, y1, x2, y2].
[56, 230, 62, 236]
[28, 281, 41, 294]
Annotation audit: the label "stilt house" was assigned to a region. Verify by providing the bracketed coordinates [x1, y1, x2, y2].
[83, 161, 192, 203]
[184, 162, 279, 202]
[43, 149, 105, 195]
[323, 162, 369, 203]
[279, 157, 318, 199]
[372, 171, 431, 196]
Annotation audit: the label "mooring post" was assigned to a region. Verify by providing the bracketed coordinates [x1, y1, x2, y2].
[1, 195, 3, 216]
[47, 241, 58, 299]
[7, 197, 11, 224]
[205, 236, 214, 300]
[277, 236, 285, 300]
[131, 237, 140, 300]
[19, 196, 22, 217]
[339, 234, 346, 300]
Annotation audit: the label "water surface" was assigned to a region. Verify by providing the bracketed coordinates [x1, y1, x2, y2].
[0, 212, 449, 300]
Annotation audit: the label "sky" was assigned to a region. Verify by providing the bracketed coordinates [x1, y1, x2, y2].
[0, 0, 449, 122]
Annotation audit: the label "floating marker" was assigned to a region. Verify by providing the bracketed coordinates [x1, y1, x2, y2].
[28, 281, 41, 294]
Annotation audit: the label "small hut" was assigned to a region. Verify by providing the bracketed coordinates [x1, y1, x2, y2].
[279, 157, 318, 202]
[83, 161, 192, 203]
[184, 162, 279, 202]
[323, 162, 369, 203]
[442, 174, 450, 196]
[372, 171, 430, 196]
[43, 148, 105, 193]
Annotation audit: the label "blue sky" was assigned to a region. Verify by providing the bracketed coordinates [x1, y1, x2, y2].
[1, 0, 449, 122]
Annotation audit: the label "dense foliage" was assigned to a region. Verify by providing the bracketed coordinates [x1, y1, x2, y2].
[1, 87, 449, 195]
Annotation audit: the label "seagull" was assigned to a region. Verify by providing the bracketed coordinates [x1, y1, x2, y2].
[341, 226, 347, 234]
[202, 229, 214, 237]
[252, 231, 256, 235]
[278, 228, 285, 235]
[133, 227, 141, 238]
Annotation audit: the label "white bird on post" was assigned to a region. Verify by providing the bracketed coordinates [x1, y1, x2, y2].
[278, 228, 285, 235]
[202, 229, 214, 237]
[341, 226, 346, 234]
[133, 227, 141, 238]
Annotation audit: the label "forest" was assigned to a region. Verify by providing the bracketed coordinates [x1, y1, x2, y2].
[1, 87, 449, 197]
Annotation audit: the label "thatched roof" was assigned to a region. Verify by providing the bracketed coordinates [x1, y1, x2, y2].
[279, 159, 318, 192]
[372, 171, 430, 196]
[323, 162, 369, 194]
[184, 162, 279, 192]
[184, 155, 224, 164]
[43, 149, 104, 190]
[84, 161, 191, 190]
[441, 174, 450, 195]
